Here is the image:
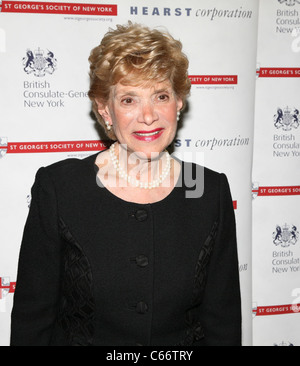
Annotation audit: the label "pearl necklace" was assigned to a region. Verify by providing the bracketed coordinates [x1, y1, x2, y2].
[109, 143, 171, 189]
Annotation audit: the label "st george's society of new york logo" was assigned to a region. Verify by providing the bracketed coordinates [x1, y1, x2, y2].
[0, 277, 11, 300]
[274, 107, 299, 131]
[0, 137, 7, 158]
[278, 0, 300, 5]
[23, 47, 57, 77]
[273, 224, 299, 248]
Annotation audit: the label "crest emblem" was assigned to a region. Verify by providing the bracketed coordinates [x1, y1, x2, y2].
[274, 107, 299, 131]
[252, 182, 260, 200]
[0, 137, 7, 158]
[0, 277, 11, 300]
[256, 63, 261, 79]
[278, 0, 300, 5]
[252, 302, 258, 318]
[273, 224, 299, 247]
[22, 47, 57, 77]
[274, 341, 294, 347]
[0, 277, 16, 312]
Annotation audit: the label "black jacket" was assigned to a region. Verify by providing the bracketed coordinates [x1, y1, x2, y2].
[10, 153, 241, 346]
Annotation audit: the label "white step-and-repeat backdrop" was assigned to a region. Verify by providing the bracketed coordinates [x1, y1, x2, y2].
[252, 0, 300, 347]
[0, 0, 299, 346]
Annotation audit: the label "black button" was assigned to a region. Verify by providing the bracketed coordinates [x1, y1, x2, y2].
[134, 210, 148, 222]
[135, 255, 149, 268]
[136, 302, 148, 314]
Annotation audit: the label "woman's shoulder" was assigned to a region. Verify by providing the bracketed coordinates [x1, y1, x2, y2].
[34, 152, 99, 184]
[180, 159, 225, 181]
[179, 159, 230, 198]
[47, 152, 98, 169]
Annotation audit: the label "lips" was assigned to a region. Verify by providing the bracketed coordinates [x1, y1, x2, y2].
[133, 128, 164, 142]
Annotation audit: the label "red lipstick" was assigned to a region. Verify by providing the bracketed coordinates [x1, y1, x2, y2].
[132, 128, 164, 142]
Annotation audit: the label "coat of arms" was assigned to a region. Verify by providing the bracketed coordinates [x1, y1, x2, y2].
[274, 341, 294, 347]
[273, 224, 299, 247]
[278, 0, 300, 5]
[22, 48, 57, 77]
[274, 107, 299, 131]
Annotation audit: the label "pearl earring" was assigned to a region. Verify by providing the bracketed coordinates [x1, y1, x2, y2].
[105, 120, 111, 131]
[177, 111, 181, 122]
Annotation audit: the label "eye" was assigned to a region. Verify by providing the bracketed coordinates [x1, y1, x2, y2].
[121, 97, 134, 105]
[157, 94, 170, 102]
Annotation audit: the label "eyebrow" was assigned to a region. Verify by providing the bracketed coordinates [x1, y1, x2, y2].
[153, 88, 172, 95]
[114, 88, 172, 99]
[116, 91, 138, 97]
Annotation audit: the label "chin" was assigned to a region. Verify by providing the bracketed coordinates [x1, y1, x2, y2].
[118, 134, 173, 160]
[137, 140, 171, 157]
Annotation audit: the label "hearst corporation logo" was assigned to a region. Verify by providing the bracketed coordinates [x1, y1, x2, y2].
[278, 0, 300, 5]
[274, 107, 299, 131]
[22, 47, 57, 77]
[273, 224, 299, 247]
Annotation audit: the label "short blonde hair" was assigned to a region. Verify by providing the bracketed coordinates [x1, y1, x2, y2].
[88, 22, 191, 140]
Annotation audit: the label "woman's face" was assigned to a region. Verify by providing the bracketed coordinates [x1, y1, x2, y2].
[99, 80, 183, 160]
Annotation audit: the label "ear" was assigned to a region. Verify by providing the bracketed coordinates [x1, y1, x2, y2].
[176, 97, 183, 112]
[95, 99, 113, 125]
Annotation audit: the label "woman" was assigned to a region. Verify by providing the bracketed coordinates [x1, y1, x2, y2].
[11, 22, 241, 346]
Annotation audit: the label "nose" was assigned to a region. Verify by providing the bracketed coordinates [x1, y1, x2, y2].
[138, 102, 159, 125]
